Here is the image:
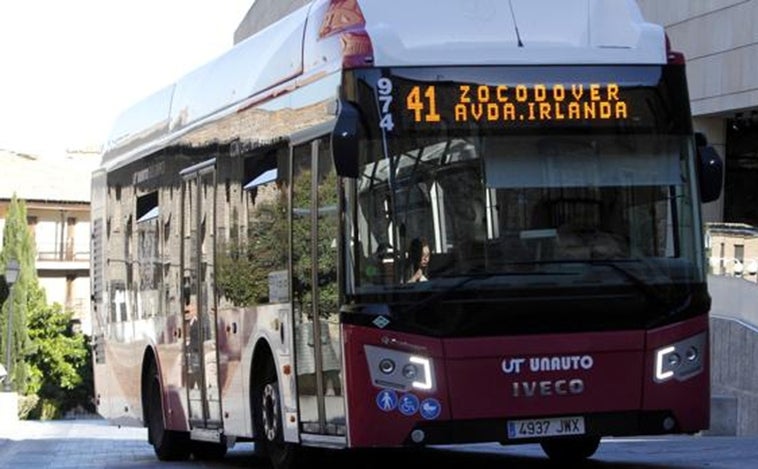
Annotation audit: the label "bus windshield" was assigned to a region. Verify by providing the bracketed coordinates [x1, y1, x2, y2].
[342, 66, 704, 300]
[347, 133, 702, 291]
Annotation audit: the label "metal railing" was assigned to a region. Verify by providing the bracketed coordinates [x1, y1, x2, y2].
[35, 240, 90, 262]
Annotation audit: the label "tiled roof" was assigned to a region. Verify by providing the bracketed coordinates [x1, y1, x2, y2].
[0, 149, 100, 203]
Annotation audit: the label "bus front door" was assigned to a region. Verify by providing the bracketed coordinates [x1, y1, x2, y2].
[291, 138, 345, 437]
[181, 160, 223, 432]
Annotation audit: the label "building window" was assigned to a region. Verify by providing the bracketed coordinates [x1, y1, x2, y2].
[735, 244, 745, 276]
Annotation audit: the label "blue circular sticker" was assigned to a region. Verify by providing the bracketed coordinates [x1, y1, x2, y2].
[398, 393, 420, 416]
[419, 398, 442, 420]
[376, 389, 398, 412]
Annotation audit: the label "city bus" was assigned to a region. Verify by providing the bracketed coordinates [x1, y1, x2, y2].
[90, 0, 723, 467]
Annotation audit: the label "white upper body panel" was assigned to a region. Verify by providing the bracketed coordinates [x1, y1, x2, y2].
[100, 0, 667, 168]
[168, 5, 309, 133]
[360, 0, 666, 66]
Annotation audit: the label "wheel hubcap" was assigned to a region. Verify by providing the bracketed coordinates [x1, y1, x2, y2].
[262, 383, 279, 442]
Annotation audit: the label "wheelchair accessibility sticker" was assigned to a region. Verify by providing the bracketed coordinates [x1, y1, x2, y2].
[398, 393, 420, 416]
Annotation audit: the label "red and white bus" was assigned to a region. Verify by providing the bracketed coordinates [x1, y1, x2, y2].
[90, 0, 723, 467]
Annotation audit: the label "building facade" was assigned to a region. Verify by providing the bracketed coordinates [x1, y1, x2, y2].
[637, 2, 758, 435]
[637, 0, 758, 278]
[0, 149, 99, 334]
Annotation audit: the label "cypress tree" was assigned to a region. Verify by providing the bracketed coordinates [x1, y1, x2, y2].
[1, 194, 39, 394]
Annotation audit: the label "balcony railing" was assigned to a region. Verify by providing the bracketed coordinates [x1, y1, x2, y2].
[36, 240, 90, 262]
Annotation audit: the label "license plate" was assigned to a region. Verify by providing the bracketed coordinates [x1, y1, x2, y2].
[507, 416, 585, 439]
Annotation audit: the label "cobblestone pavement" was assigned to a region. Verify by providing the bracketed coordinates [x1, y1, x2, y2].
[2, 418, 758, 468]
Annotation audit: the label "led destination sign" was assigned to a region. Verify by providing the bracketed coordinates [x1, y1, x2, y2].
[363, 66, 691, 139]
[404, 82, 630, 126]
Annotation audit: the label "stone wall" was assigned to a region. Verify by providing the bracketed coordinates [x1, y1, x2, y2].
[708, 275, 758, 435]
[637, 0, 758, 117]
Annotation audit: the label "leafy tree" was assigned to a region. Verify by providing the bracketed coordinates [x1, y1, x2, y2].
[26, 302, 92, 419]
[1, 194, 92, 418]
[0, 194, 40, 394]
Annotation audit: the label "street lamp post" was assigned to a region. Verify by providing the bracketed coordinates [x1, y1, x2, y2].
[4, 259, 19, 393]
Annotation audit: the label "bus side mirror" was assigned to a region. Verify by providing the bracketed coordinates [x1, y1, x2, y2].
[332, 100, 361, 178]
[696, 133, 723, 203]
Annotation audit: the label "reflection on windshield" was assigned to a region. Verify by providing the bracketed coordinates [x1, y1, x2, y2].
[346, 134, 702, 293]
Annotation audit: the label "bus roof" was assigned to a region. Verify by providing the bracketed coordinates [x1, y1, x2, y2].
[100, 0, 665, 169]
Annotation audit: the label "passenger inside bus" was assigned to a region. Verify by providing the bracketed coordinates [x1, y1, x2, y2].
[407, 237, 431, 283]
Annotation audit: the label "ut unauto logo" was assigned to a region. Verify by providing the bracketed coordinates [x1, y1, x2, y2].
[501, 355, 594, 374]
[501, 355, 593, 398]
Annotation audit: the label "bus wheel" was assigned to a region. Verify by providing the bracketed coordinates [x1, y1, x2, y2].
[254, 359, 301, 469]
[540, 435, 601, 462]
[146, 362, 190, 461]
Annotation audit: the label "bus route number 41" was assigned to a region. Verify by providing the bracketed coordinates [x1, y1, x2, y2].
[507, 416, 585, 439]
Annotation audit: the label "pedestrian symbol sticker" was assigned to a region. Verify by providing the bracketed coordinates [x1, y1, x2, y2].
[420, 398, 442, 420]
[398, 393, 420, 416]
[376, 389, 398, 412]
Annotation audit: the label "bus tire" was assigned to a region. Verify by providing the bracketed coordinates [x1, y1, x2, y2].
[253, 358, 301, 469]
[146, 362, 191, 461]
[540, 435, 601, 462]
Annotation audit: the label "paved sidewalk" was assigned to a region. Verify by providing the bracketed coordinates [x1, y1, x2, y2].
[0, 418, 263, 468]
[0, 419, 156, 468]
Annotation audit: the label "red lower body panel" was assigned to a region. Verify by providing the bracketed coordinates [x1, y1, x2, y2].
[343, 315, 709, 447]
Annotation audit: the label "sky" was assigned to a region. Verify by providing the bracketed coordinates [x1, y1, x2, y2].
[0, 0, 254, 158]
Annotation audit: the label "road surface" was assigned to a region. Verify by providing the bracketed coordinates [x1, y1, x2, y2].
[0, 419, 756, 468]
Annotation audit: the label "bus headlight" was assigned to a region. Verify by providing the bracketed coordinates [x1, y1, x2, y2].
[379, 358, 396, 374]
[408, 356, 432, 390]
[402, 363, 417, 379]
[654, 332, 706, 383]
[365, 345, 436, 392]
